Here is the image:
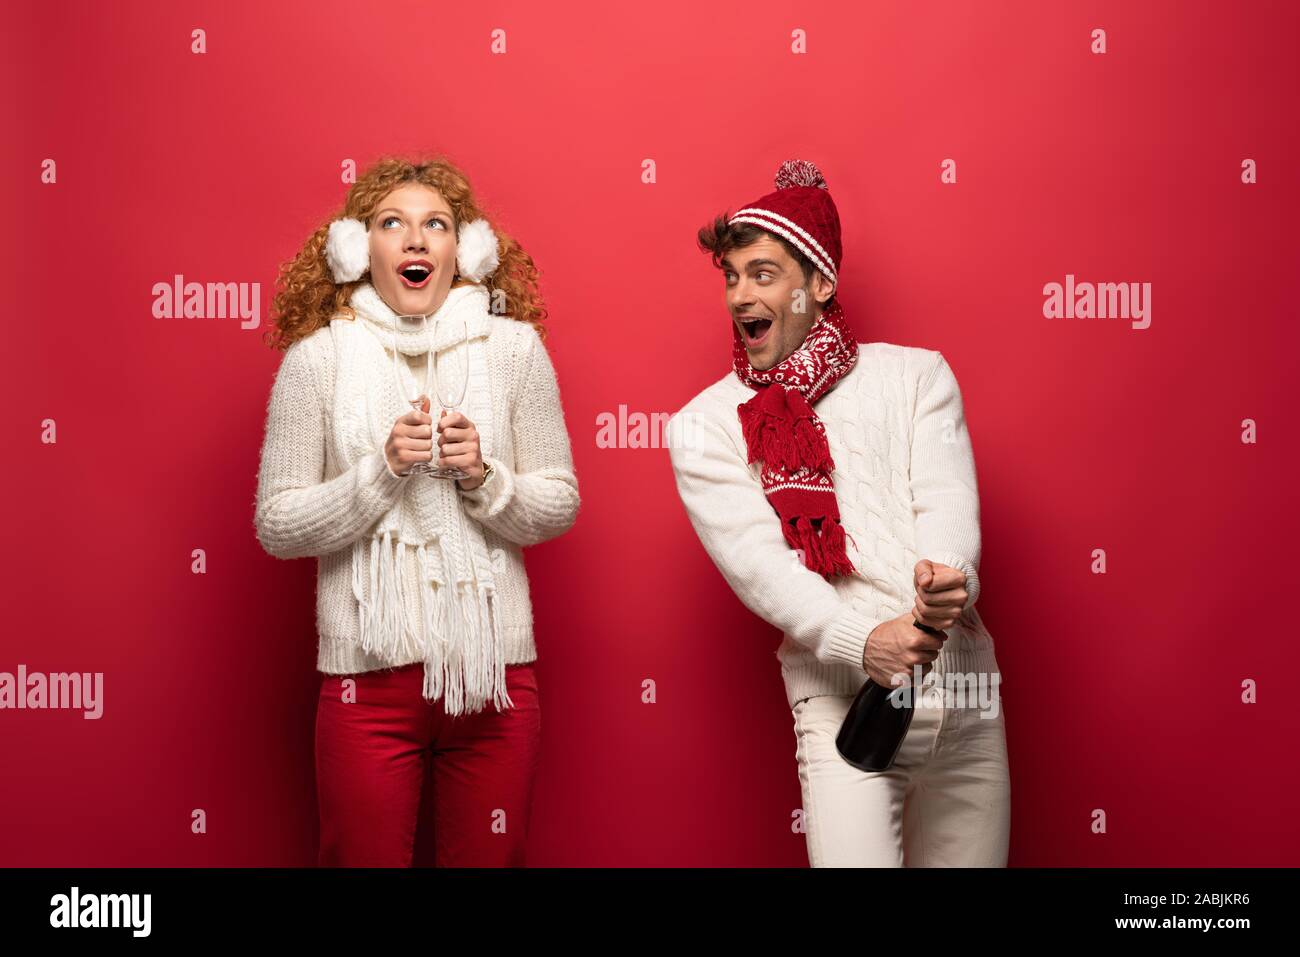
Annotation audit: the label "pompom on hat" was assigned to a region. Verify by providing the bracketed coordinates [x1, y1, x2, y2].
[727, 159, 841, 290]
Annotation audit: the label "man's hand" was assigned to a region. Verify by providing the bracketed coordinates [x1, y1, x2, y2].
[862, 612, 947, 688]
[912, 559, 968, 630]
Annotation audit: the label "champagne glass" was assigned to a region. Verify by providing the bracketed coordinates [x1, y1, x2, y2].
[430, 314, 471, 481]
[390, 312, 437, 476]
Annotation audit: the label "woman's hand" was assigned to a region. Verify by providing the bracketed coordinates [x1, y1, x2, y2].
[437, 408, 486, 490]
[383, 396, 434, 476]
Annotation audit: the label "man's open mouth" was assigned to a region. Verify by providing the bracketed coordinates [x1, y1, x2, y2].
[398, 261, 433, 288]
[738, 315, 774, 347]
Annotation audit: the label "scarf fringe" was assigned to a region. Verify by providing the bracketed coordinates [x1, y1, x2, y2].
[738, 391, 835, 475]
[783, 514, 857, 578]
[350, 533, 513, 715]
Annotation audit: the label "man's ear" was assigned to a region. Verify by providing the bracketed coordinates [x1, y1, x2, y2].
[811, 269, 835, 306]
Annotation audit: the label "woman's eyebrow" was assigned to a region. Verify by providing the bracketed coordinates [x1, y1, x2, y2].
[373, 208, 452, 218]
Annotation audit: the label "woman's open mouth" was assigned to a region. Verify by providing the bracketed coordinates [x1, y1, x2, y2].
[738, 315, 774, 348]
[398, 260, 433, 288]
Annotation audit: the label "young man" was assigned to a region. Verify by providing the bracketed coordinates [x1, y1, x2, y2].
[666, 160, 1010, 867]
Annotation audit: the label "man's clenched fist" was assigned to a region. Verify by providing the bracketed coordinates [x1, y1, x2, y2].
[912, 559, 968, 631]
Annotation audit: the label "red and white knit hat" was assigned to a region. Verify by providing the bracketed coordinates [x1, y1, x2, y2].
[728, 159, 842, 290]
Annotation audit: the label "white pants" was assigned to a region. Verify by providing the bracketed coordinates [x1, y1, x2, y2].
[791, 660, 1011, 867]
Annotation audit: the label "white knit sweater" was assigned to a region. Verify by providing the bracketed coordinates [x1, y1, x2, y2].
[666, 343, 999, 708]
[253, 316, 580, 678]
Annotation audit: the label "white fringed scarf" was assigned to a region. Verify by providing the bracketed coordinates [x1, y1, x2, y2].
[330, 281, 510, 715]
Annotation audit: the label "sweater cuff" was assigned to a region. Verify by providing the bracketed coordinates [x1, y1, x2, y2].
[457, 454, 511, 516]
[932, 551, 980, 608]
[820, 604, 887, 674]
[371, 448, 410, 488]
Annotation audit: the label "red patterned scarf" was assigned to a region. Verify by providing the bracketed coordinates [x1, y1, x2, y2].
[733, 300, 859, 579]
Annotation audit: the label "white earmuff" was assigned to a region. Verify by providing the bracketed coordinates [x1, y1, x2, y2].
[324, 217, 369, 284]
[455, 218, 500, 282]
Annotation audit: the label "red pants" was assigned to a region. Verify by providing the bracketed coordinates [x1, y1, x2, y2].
[315, 661, 541, 867]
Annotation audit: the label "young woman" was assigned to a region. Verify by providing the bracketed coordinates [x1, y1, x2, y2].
[254, 155, 580, 866]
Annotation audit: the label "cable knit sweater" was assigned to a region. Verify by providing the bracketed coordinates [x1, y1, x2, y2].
[666, 343, 998, 708]
[253, 316, 580, 679]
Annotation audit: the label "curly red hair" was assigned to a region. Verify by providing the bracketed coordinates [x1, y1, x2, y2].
[264, 153, 547, 351]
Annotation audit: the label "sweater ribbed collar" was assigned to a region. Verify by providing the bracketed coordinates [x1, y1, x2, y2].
[348, 281, 492, 356]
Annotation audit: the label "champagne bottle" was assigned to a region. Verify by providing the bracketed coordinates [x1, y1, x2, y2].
[835, 620, 946, 772]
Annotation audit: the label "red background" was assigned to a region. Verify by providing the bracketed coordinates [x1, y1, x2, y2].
[4, 0, 1298, 866]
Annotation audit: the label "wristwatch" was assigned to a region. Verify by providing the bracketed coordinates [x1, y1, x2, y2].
[479, 459, 496, 488]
